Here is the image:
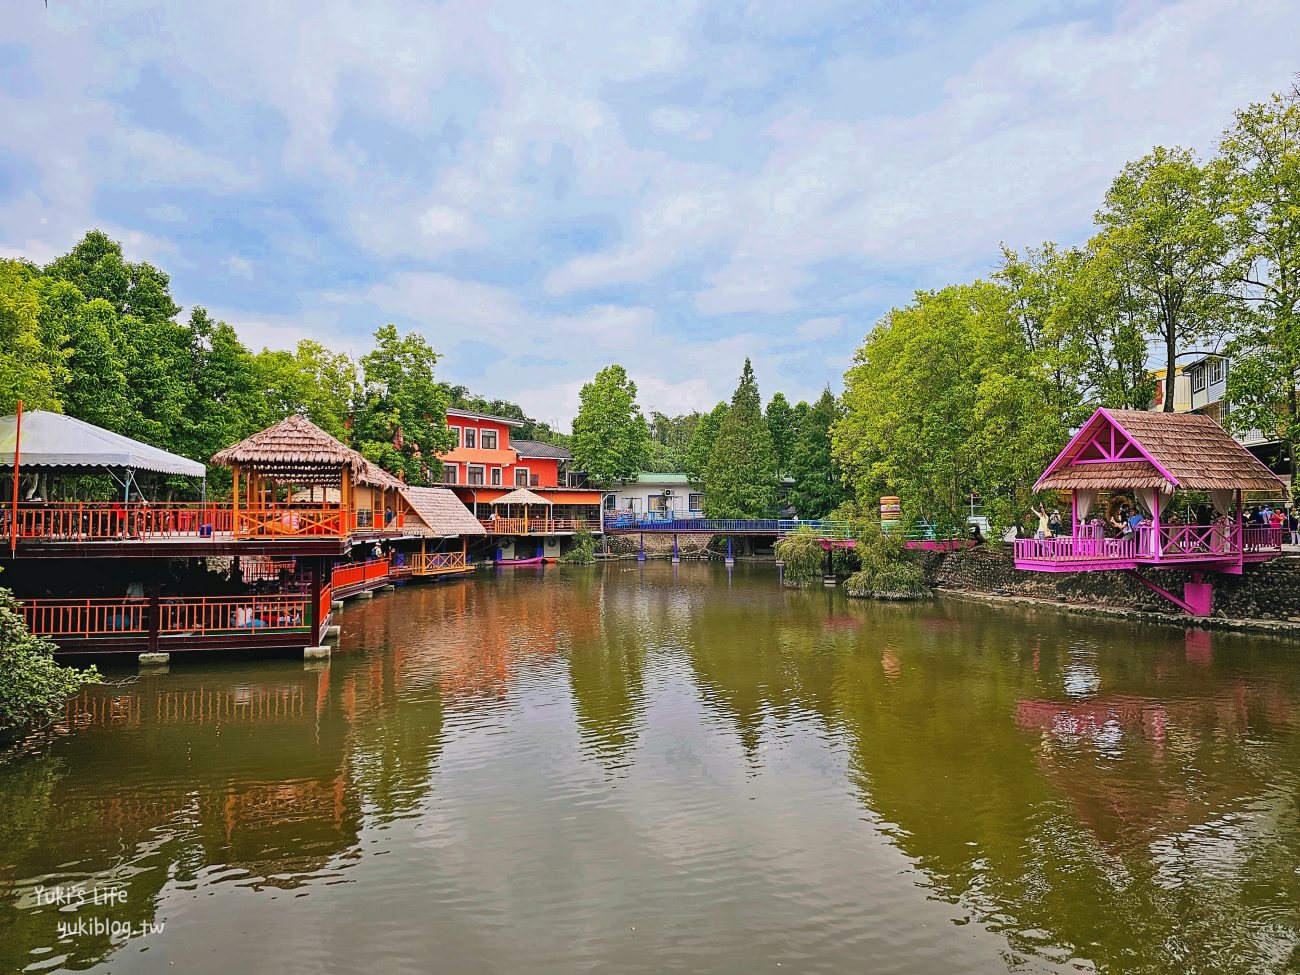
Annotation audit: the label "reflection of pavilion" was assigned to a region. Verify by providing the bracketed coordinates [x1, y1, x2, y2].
[1015, 680, 1297, 848]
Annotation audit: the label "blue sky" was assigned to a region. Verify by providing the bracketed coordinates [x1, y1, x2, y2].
[2, 0, 1298, 429]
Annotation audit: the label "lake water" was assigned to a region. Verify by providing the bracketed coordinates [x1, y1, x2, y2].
[3, 562, 1300, 974]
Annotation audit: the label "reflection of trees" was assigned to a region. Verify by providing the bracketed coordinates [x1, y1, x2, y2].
[678, 581, 1300, 973]
[0, 663, 367, 971]
[566, 568, 649, 769]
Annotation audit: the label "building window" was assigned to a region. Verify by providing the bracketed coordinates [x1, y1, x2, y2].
[468, 465, 485, 486]
[648, 494, 668, 512]
[491, 468, 502, 486]
[449, 426, 462, 447]
[481, 429, 498, 449]
[688, 493, 704, 511]
[1191, 366, 1205, 393]
[603, 494, 616, 510]
[442, 464, 458, 485]
[464, 428, 477, 448]
[1210, 358, 1224, 385]
[515, 467, 530, 486]
[529, 474, 539, 487]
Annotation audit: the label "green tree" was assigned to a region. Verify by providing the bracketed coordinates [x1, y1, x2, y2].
[570, 365, 651, 485]
[0, 260, 66, 413]
[255, 340, 359, 440]
[834, 285, 987, 525]
[764, 392, 797, 477]
[355, 324, 455, 483]
[1091, 146, 1233, 410]
[61, 299, 131, 431]
[787, 388, 845, 518]
[1217, 90, 1300, 477]
[685, 401, 727, 487]
[179, 308, 267, 478]
[0, 577, 98, 736]
[646, 410, 700, 472]
[703, 359, 779, 518]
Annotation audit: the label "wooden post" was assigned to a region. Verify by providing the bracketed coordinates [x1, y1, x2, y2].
[9, 399, 21, 553]
[146, 578, 160, 654]
[310, 556, 324, 643]
[232, 465, 241, 538]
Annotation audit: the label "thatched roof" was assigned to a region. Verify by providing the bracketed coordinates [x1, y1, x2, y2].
[400, 486, 486, 537]
[491, 487, 552, 506]
[212, 414, 402, 488]
[1036, 408, 1285, 494]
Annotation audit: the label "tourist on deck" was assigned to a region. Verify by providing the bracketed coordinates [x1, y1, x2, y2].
[1032, 503, 1050, 540]
[1288, 505, 1299, 545]
[1047, 509, 1062, 537]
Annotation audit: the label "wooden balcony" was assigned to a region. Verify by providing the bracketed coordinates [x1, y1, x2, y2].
[479, 517, 598, 534]
[330, 558, 391, 597]
[22, 593, 321, 655]
[1013, 524, 1284, 572]
[410, 550, 471, 576]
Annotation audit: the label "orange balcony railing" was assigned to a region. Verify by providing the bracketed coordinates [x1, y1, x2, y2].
[1, 502, 352, 542]
[22, 594, 314, 639]
[330, 558, 391, 591]
[410, 551, 469, 575]
[156, 595, 312, 633]
[479, 517, 597, 534]
[22, 598, 149, 637]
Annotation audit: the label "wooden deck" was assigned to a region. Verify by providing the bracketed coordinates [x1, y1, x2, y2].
[23, 592, 326, 656]
[1013, 525, 1285, 572]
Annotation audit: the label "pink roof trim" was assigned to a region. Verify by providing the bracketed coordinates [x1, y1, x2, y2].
[1032, 408, 1180, 493]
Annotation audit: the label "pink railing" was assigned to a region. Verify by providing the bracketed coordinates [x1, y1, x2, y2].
[1244, 526, 1286, 552]
[1014, 533, 1138, 563]
[1016, 520, 1284, 565]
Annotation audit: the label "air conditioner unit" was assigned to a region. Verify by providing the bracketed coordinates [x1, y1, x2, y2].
[662, 488, 674, 497]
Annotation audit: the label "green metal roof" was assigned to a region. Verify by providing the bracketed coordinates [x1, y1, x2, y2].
[631, 473, 692, 484]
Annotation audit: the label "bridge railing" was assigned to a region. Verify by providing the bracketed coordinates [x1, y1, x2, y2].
[600, 517, 962, 541]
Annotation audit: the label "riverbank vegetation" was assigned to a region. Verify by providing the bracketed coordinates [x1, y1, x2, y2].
[773, 526, 825, 587]
[0, 579, 98, 738]
[844, 524, 930, 601]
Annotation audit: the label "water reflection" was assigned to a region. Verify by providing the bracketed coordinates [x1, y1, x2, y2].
[1, 564, 1299, 974]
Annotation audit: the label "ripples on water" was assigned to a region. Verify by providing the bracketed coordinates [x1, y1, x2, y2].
[3, 563, 1300, 974]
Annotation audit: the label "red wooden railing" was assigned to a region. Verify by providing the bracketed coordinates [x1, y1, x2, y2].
[22, 598, 149, 637]
[157, 595, 311, 633]
[317, 584, 333, 642]
[480, 517, 597, 534]
[22, 595, 312, 639]
[330, 558, 390, 591]
[1, 501, 350, 541]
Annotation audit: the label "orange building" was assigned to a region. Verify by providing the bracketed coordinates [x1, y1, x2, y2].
[438, 408, 603, 525]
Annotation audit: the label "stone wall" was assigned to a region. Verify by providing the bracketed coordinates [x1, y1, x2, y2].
[927, 547, 1300, 622]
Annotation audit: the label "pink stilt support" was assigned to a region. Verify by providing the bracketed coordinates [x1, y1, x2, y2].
[1125, 570, 1214, 617]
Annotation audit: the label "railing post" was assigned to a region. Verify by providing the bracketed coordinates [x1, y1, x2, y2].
[146, 581, 160, 654]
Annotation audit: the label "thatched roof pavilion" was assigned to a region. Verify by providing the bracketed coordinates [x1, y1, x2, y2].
[212, 414, 397, 488]
[1035, 408, 1285, 495]
[1017, 409, 1287, 616]
[212, 414, 406, 535]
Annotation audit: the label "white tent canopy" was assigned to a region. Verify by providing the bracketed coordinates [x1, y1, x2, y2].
[0, 411, 205, 478]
